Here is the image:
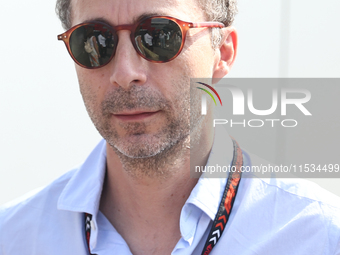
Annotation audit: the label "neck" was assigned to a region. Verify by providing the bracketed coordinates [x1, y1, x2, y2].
[99, 119, 214, 254]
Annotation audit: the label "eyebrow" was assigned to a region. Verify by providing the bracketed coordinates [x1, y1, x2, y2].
[82, 12, 167, 26]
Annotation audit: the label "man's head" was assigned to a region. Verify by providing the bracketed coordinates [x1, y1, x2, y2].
[56, 0, 237, 177]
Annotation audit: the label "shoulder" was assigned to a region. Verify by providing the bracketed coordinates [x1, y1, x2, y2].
[245, 151, 340, 209]
[0, 168, 83, 253]
[0, 139, 106, 254]
[0, 168, 76, 217]
[236, 151, 340, 254]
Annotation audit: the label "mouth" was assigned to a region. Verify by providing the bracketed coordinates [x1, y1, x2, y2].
[113, 110, 161, 121]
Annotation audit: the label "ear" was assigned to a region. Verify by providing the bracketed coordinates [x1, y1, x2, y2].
[212, 27, 238, 83]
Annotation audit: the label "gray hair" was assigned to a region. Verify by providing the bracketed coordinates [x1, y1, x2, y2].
[55, 0, 72, 30]
[55, 0, 237, 48]
[197, 0, 238, 48]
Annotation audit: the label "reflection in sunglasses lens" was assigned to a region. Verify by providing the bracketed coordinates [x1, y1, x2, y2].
[70, 24, 115, 68]
[68, 17, 183, 67]
[134, 18, 182, 62]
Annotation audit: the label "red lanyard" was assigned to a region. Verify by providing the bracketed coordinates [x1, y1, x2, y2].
[200, 137, 243, 255]
[85, 137, 243, 255]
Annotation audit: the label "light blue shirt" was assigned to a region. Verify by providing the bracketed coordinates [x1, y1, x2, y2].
[1, 127, 340, 254]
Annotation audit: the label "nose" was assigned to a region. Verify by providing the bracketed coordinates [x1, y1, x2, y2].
[109, 31, 147, 89]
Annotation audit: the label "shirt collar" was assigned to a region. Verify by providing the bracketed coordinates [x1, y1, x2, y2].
[180, 125, 234, 243]
[57, 139, 107, 216]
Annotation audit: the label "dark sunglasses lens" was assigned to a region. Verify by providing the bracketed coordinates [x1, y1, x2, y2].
[134, 18, 183, 62]
[69, 24, 115, 68]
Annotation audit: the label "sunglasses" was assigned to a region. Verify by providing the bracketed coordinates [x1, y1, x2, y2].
[57, 15, 225, 69]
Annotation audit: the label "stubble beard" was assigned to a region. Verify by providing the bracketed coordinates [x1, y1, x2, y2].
[81, 80, 204, 179]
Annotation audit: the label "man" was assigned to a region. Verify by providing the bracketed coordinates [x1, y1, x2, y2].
[98, 32, 107, 57]
[159, 30, 166, 49]
[144, 30, 153, 51]
[0, 0, 339, 255]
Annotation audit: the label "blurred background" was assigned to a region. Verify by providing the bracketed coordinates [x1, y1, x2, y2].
[0, 0, 339, 205]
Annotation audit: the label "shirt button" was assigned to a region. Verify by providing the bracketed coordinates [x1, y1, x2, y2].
[90, 220, 96, 231]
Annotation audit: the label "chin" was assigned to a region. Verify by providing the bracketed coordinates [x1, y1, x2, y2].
[110, 133, 171, 158]
[111, 130, 189, 159]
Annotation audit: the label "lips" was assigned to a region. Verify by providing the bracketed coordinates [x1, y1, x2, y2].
[113, 111, 160, 121]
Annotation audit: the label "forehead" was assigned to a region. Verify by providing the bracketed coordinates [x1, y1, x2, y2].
[71, 0, 205, 26]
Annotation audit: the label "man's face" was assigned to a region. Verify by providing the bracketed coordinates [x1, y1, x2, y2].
[72, 0, 219, 159]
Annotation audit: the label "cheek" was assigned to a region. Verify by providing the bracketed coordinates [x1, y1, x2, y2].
[76, 68, 106, 112]
[192, 47, 216, 77]
[151, 45, 215, 112]
[180, 41, 216, 78]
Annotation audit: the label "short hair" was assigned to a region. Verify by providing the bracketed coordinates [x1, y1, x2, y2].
[55, 0, 72, 31]
[197, 0, 237, 27]
[197, 0, 237, 48]
[55, 0, 237, 48]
